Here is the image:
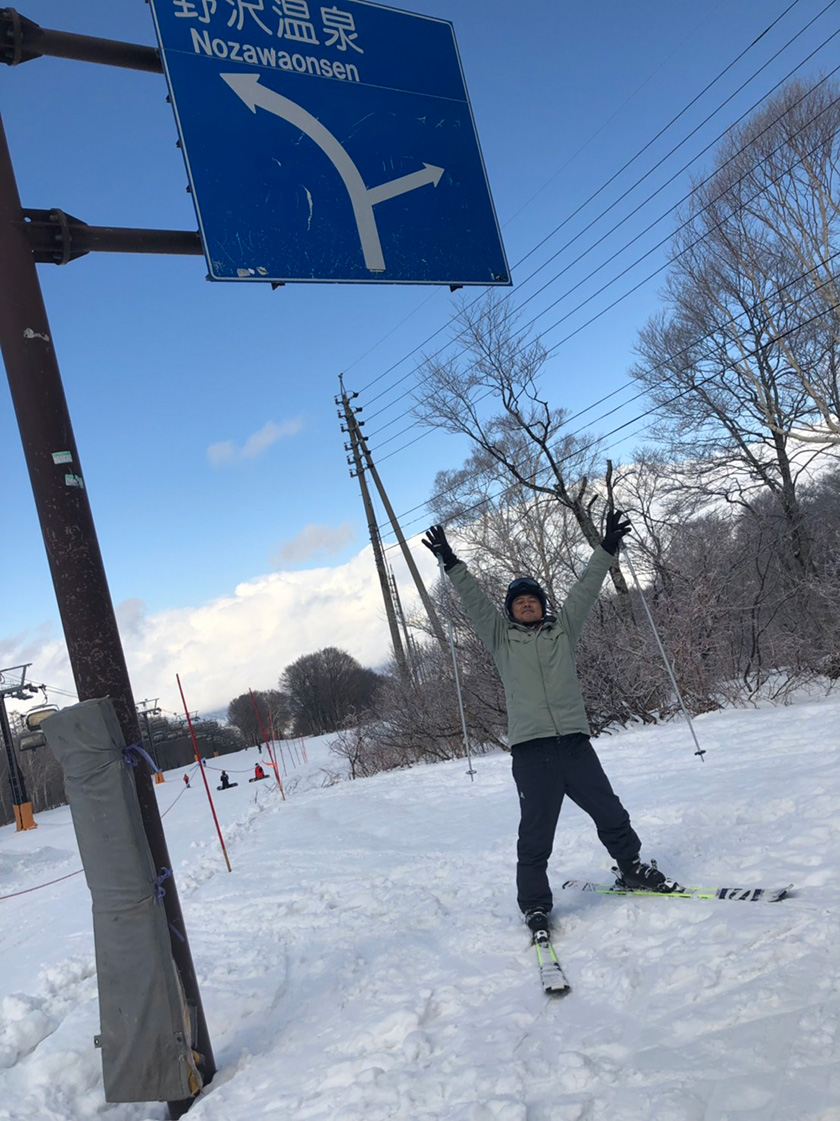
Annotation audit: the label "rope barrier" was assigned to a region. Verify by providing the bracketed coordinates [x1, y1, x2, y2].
[0, 765, 197, 901]
[0, 867, 83, 902]
[1, 740, 307, 902]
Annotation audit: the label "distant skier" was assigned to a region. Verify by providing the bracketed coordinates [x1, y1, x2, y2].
[422, 515, 678, 940]
[183, 774, 190, 789]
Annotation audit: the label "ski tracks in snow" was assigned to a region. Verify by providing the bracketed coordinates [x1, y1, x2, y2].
[1, 708, 840, 1119]
[187, 709, 840, 1121]
[0, 779, 285, 1121]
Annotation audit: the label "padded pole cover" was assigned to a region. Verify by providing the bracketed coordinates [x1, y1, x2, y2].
[43, 697, 201, 1103]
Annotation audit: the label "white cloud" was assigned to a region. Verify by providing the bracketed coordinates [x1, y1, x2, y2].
[242, 419, 303, 458]
[1, 538, 442, 721]
[207, 440, 236, 467]
[0, 625, 77, 717]
[115, 597, 146, 636]
[272, 521, 356, 565]
[207, 418, 303, 467]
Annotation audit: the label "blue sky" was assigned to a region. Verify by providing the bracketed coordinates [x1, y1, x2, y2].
[1, 0, 836, 715]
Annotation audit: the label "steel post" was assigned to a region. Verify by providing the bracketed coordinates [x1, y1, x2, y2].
[0, 113, 214, 1113]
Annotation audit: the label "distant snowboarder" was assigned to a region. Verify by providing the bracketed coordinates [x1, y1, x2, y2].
[217, 770, 237, 791]
[183, 774, 190, 789]
[423, 515, 678, 940]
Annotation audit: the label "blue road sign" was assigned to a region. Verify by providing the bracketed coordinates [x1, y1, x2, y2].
[148, 0, 510, 286]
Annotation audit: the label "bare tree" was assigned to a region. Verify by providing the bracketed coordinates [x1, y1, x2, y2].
[331, 644, 503, 779]
[281, 647, 382, 736]
[728, 77, 840, 444]
[412, 294, 633, 605]
[631, 79, 840, 573]
[227, 690, 288, 745]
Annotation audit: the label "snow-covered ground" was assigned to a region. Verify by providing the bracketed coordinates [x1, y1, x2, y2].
[1, 698, 839, 1120]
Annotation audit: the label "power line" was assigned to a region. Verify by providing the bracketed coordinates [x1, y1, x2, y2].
[363, 79, 840, 457]
[512, 0, 814, 276]
[373, 257, 840, 541]
[363, 24, 840, 432]
[502, 46, 840, 344]
[501, 0, 732, 229]
[342, 0, 732, 378]
[381, 250, 840, 528]
[381, 296, 840, 551]
[355, 0, 827, 412]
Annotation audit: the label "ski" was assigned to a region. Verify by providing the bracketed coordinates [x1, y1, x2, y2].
[533, 932, 570, 995]
[560, 879, 792, 903]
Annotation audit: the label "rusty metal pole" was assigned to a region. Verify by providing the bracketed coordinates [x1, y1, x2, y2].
[0, 113, 214, 1114]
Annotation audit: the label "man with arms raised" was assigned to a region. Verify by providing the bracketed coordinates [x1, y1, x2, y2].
[423, 513, 677, 939]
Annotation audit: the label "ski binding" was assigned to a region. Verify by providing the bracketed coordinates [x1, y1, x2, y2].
[533, 931, 570, 995]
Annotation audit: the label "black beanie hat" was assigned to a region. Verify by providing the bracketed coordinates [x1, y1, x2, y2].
[504, 576, 547, 621]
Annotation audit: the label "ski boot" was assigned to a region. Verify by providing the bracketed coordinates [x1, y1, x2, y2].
[614, 858, 681, 893]
[524, 908, 551, 942]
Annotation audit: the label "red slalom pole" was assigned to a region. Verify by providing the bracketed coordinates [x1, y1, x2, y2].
[299, 736, 309, 764]
[268, 711, 289, 775]
[176, 674, 232, 872]
[287, 738, 300, 767]
[249, 689, 285, 799]
[267, 740, 285, 797]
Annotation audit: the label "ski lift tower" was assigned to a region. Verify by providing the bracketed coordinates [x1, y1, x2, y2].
[0, 663, 40, 830]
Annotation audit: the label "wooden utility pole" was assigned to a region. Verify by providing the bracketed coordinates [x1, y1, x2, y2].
[389, 566, 418, 676]
[354, 421, 448, 649]
[337, 378, 408, 677]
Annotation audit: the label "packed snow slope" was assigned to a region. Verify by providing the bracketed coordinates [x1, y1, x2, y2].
[1, 696, 839, 1121]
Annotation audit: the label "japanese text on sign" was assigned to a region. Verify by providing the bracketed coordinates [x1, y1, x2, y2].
[171, 1, 364, 52]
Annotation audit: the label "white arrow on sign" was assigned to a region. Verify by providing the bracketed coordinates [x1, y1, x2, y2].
[221, 72, 444, 273]
[366, 163, 444, 206]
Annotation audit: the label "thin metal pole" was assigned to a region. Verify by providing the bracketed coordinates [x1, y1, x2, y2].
[622, 548, 706, 761]
[437, 557, 476, 779]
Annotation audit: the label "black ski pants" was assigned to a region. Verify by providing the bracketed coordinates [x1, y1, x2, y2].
[511, 733, 640, 914]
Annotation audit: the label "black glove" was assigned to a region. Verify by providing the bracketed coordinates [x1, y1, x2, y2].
[422, 524, 459, 571]
[601, 509, 632, 555]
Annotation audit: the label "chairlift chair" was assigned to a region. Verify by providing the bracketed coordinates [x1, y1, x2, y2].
[18, 703, 59, 751]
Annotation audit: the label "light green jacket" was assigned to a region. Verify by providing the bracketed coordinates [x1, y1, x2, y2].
[448, 546, 615, 745]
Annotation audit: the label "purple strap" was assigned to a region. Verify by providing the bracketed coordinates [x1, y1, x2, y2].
[123, 742, 160, 772]
[154, 866, 173, 900]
